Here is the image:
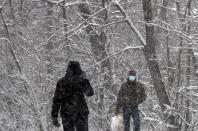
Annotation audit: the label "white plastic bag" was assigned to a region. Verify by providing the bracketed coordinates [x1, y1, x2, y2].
[111, 115, 124, 131]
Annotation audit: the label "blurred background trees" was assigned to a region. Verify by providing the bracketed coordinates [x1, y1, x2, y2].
[0, 0, 198, 131]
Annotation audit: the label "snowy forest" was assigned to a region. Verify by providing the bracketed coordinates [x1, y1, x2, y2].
[0, 0, 198, 131]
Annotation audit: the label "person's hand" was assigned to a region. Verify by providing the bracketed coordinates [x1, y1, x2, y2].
[114, 112, 118, 116]
[52, 117, 60, 127]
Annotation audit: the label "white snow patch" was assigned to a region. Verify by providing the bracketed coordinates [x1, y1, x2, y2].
[194, 52, 198, 56]
[187, 86, 197, 90]
[192, 8, 198, 15]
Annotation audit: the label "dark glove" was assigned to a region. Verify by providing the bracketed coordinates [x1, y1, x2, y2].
[52, 117, 60, 127]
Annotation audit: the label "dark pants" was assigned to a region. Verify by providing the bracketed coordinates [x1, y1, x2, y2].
[123, 107, 140, 131]
[62, 113, 88, 131]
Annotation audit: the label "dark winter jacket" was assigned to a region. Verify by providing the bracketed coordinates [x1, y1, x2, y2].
[116, 80, 146, 113]
[51, 61, 94, 121]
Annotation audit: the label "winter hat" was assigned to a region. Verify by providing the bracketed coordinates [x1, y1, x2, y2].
[128, 70, 136, 76]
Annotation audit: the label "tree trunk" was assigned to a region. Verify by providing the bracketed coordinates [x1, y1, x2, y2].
[62, 0, 71, 63]
[45, 2, 53, 74]
[9, 0, 15, 20]
[176, 1, 192, 130]
[160, 0, 168, 21]
[44, 2, 54, 131]
[142, 0, 176, 130]
[160, 0, 174, 87]
[185, 1, 192, 130]
[176, 2, 185, 130]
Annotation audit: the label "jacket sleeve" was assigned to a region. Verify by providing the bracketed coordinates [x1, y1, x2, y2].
[51, 81, 64, 118]
[115, 84, 124, 113]
[84, 78, 94, 97]
[139, 83, 146, 104]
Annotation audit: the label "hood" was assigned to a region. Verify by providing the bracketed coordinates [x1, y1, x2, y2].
[66, 61, 83, 76]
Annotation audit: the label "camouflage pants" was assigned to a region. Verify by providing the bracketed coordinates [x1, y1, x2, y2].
[123, 107, 140, 131]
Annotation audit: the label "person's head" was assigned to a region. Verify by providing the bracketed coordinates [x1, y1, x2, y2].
[66, 61, 83, 76]
[128, 70, 136, 82]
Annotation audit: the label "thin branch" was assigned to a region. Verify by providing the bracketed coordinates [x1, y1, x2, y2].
[40, 0, 64, 7]
[85, 45, 143, 71]
[40, 0, 83, 7]
[100, 19, 126, 28]
[0, 0, 8, 9]
[153, 2, 188, 17]
[54, 4, 111, 44]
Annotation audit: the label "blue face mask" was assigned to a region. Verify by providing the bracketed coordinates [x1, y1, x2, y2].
[129, 76, 135, 81]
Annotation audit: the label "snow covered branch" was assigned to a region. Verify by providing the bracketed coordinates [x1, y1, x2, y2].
[113, 1, 147, 46]
[85, 45, 143, 71]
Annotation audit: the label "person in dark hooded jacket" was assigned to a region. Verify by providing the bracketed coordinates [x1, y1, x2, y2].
[51, 61, 94, 131]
